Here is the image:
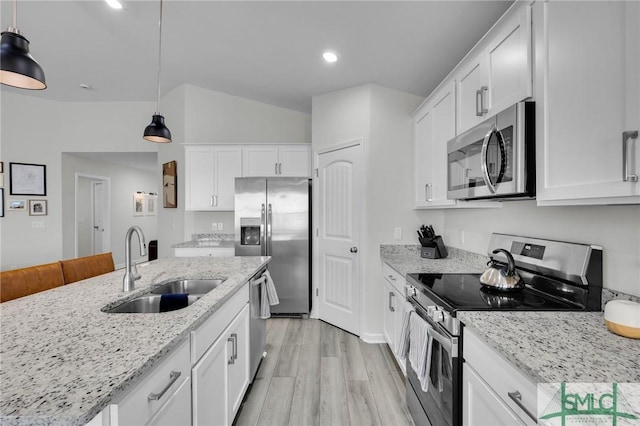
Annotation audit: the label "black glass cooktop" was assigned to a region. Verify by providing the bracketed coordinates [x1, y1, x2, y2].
[407, 273, 583, 313]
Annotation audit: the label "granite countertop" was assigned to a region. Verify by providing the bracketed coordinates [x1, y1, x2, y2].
[0, 256, 270, 426]
[458, 311, 640, 383]
[172, 233, 235, 249]
[380, 244, 487, 276]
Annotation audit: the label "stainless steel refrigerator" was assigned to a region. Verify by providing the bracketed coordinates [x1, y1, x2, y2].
[234, 177, 311, 315]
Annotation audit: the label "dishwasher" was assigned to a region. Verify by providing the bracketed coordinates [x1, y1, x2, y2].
[248, 268, 267, 381]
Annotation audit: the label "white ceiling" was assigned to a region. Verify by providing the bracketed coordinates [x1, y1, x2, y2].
[0, 0, 512, 113]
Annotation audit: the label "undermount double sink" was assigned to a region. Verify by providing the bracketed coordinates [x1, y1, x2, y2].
[105, 279, 226, 314]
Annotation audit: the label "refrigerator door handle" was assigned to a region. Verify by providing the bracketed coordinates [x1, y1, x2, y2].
[267, 203, 273, 255]
[260, 203, 267, 256]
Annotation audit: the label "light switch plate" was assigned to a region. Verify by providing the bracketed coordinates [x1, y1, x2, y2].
[393, 227, 402, 240]
[218, 223, 224, 231]
[32, 221, 45, 229]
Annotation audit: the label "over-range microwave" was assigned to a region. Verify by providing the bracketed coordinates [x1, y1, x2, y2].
[447, 102, 535, 200]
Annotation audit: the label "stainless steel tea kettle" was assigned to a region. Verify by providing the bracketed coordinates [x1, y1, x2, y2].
[479, 248, 525, 291]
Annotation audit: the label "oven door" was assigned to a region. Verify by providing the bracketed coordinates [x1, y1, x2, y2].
[406, 307, 460, 426]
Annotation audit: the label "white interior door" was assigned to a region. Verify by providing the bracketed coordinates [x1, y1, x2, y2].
[317, 144, 362, 336]
[92, 181, 105, 254]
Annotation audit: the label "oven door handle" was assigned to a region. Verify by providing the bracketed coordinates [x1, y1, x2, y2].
[428, 327, 454, 356]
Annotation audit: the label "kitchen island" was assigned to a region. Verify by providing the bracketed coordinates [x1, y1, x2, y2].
[0, 256, 270, 425]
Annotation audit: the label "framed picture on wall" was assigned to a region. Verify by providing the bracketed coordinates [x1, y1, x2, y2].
[28, 199, 47, 216]
[133, 193, 146, 216]
[146, 193, 157, 216]
[8, 199, 26, 211]
[9, 162, 46, 196]
[162, 161, 177, 208]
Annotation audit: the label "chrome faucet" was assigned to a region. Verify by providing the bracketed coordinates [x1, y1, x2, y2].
[123, 225, 147, 292]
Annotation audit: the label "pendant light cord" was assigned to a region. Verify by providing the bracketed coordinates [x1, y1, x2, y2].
[155, 0, 164, 114]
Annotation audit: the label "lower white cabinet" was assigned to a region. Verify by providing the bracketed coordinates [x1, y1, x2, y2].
[463, 327, 537, 426]
[192, 303, 250, 426]
[111, 338, 192, 426]
[381, 262, 407, 375]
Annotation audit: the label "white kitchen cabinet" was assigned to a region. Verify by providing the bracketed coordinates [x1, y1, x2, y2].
[111, 338, 191, 426]
[534, 1, 640, 205]
[174, 247, 235, 257]
[242, 145, 311, 177]
[381, 263, 407, 375]
[414, 82, 499, 210]
[463, 327, 537, 426]
[226, 303, 250, 417]
[456, 4, 532, 135]
[185, 145, 242, 211]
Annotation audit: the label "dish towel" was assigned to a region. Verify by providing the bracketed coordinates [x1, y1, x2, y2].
[396, 307, 414, 359]
[408, 311, 433, 393]
[257, 270, 280, 319]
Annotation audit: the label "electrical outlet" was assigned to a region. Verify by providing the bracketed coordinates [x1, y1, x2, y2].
[460, 230, 465, 244]
[218, 223, 224, 231]
[393, 227, 402, 240]
[212, 222, 218, 231]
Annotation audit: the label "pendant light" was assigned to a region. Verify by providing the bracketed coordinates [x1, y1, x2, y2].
[143, 0, 171, 143]
[0, 0, 46, 90]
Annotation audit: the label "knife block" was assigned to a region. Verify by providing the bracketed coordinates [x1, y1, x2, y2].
[420, 236, 448, 259]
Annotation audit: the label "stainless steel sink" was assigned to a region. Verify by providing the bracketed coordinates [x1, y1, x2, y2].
[105, 294, 201, 313]
[150, 279, 226, 295]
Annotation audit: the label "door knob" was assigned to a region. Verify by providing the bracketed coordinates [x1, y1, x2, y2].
[350, 247, 358, 253]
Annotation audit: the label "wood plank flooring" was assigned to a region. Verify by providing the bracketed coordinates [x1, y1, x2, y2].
[235, 318, 414, 426]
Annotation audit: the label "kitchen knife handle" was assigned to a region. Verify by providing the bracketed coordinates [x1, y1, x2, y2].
[622, 130, 639, 182]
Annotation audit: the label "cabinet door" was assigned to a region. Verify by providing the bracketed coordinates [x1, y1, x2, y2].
[463, 363, 525, 426]
[414, 106, 434, 208]
[456, 55, 488, 134]
[185, 146, 215, 211]
[278, 145, 311, 177]
[243, 146, 279, 177]
[486, 5, 532, 116]
[382, 278, 396, 352]
[213, 146, 242, 210]
[536, 1, 640, 205]
[147, 376, 192, 426]
[392, 297, 410, 376]
[430, 82, 458, 206]
[192, 329, 230, 426]
[226, 304, 250, 419]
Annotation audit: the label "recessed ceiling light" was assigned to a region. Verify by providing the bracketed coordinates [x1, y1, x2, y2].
[80, 83, 92, 90]
[105, 0, 123, 10]
[323, 51, 338, 63]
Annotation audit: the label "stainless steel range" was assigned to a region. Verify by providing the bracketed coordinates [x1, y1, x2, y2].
[404, 233, 603, 426]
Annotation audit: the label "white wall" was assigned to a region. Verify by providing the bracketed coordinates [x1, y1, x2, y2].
[312, 84, 439, 339]
[76, 177, 93, 257]
[61, 154, 159, 267]
[0, 92, 157, 270]
[444, 201, 640, 296]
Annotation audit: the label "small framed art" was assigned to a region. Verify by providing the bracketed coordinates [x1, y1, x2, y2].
[29, 200, 47, 216]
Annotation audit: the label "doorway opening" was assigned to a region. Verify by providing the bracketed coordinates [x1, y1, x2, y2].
[75, 173, 111, 257]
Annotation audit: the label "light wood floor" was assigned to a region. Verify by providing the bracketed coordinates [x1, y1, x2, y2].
[234, 318, 414, 426]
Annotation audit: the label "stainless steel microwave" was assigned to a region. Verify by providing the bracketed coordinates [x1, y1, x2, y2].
[447, 102, 535, 200]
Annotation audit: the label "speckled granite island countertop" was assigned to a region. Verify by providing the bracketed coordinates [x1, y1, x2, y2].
[172, 233, 235, 249]
[0, 256, 270, 426]
[459, 311, 640, 384]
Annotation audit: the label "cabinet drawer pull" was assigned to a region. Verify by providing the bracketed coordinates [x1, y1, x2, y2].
[231, 333, 238, 361]
[227, 336, 235, 365]
[475, 89, 483, 116]
[480, 86, 488, 114]
[388, 292, 395, 312]
[622, 130, 639, 182]
[507, 391, 537, 422]
[148, 370, 181, 401]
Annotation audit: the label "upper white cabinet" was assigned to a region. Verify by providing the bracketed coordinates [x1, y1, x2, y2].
[414, 82, 457, 208]
[243, 145, 311, 177]
[456, 4, 532, 135]
[185, 145, 242, 211]
[534, 1, 640, 205]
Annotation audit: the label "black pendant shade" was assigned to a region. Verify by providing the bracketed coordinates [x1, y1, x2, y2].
[143, 114, 172, 143]
[0, 30, 46, 90]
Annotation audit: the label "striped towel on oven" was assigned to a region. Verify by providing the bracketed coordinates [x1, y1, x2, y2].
[396, 308, 413, 359]
[408, 312, 433, 392]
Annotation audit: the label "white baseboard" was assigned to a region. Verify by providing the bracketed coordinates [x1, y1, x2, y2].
[360, 332, 386, 344]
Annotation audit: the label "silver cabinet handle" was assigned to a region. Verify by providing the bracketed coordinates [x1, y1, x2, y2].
[425, 183, 433, 202]
[350, 247, 358, 253]
[213, 195, 218, 207]
[227, 336, 235, 365]
[507, 391, 537, 422]
[275, 163, 278, 175]
[622, 130, 639, 182]
[475, 89, 483, 116]
[267, 204, 273, 253]
[210, 195, 214, 207]
[231, 333, 238, 361]
[388, 292, 395, 312]
[260, 204, 266, 256]
[387, 274, 395, 281]
[480, 86, 489, 114]
[278, 163, 282, 175]
[148, 370, 181, 401]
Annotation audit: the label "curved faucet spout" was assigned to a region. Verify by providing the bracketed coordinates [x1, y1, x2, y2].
[123, 226, 147, 292]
